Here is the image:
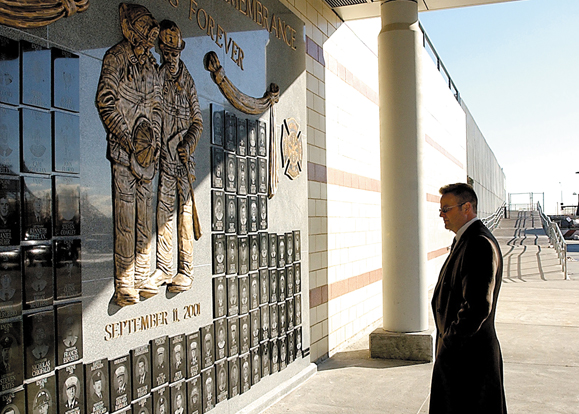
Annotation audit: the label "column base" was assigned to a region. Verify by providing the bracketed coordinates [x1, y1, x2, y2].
[369, 327, 434, 362]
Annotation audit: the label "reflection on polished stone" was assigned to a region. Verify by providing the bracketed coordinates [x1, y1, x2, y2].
[0, 107, 20, 175]
[53, 111, 80, 174]
[23, 243, 53, 310]
[52, 48, 79, 112]
[0, 178, 20, 245]
[54, 175, 80, 237]
[0, 319, 23, 392]
[54, 239, 81, 300]
[21, 40, 51, 109]
[56, 301, 83, 366]
[0, 36, 19, 106]
[24, 309, 55, 379]
[21, 108, 51, 174]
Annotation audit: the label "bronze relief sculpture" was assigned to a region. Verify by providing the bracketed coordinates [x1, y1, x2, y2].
[0, 0, 89, 29]
[281, 118, 303, 180]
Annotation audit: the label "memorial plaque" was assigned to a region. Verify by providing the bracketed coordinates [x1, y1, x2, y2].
[0, 319, 23, 392]
[170, 380, 186, 414]
[224, 112, 236, 153]
[228, 357, 239, 398]
[0, 36, 19, 106]
[250, 310, 260, 349]
[295, 293, 302, 326]
[251, 348, 261, 385]
[22, 176, 52, 241]
[133, 346, 156, 401]
[109, 355, 131, 412]
[151, 336, 169, 388]
[85, 358, 110, 414]
[238, 236, 249, 274]
[52, 48, 79, 112]
[258, 195, 267, 231]
[152, 386, 169, 414]
[225, 152, 237, 193]
[237, 197, 248, 235]
[239, 354, 250, 394]
[278, 267, 286, 302]
[248, 196, 258, 233]
[259, 232, 268, 269]
[215, 359, 228, 404]
[247, 119, 257, 157]
[24, 310, 55, 378]
[287, 297, 295, 331]
[269, 269, 278, 304]
[186, 376, 201, 414]
[248, 157, 257, 195]
[186, 332, 200, 379]
[201, 367, 215, 413]
[261, 342, 270, 378]
[286, 232, 294, 264]
[212, 190, 225, 232]
[293, 230, 301, 261]
[257, 120, 267, 158]
[21, 108, 51, 174]
[54, 239, 81, 300]
[215, 318, 227, 362]
[278, 235, 286, 268]
[295, 262, 301, 293]
[259, 269, 269, 305]
[211, 104, 225, 146]
[296, 326, 303, 358]
[237, 157, 247, 196]
[212, 234, 225, 275]
[270, 339, 279, 374]
[54, 175, 80, 237]
[26, 374, 56, 414]
[249, 272, 259, 310]
[225, 194, 237, 234]
[239, 315, 250, 355]
[23, 243, 53, 310]
[213, 276, 226, 319]
[170, 335, 186, 384]
[56, 301, 82, 365]
[226, 235, 238, 275]
[227, 317, 239, 357]
[279, 336, 288, 370]
[249, 235, 259, 271]
[288, 329, 296, 363]
[238, 275, 249, 315]
[258, 157, 267, 194]
[0, 389, 24, 414]
[0, 248, 21, 318]
[0, 107, 20, 175]
[57, 362, 83, 414]
[21, 40, 51, 109]
[53, 111, 80, 174]
[227, 276, 238, 317]
[268, 234, 277, 268]
[132, 394, 152, 414]
[261, 305, 270, 341]
[236, 118, 247, 157]
[269, 303, 278, 339]
[211, 146, 224, 189]
[201, 325, 214, 370]
[286, 265, 294, 297]
[279, 302, 287, 335]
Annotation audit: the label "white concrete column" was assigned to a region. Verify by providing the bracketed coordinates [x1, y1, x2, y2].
[378, 0, 428, 333]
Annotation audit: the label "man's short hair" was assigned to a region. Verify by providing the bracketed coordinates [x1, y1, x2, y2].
[439, 183, 478, 214]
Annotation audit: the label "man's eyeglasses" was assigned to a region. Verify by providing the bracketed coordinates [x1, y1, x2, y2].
[439, 202, 466, 214]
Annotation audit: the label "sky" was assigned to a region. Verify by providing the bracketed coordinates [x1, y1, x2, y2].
[418, 0, 579, 214]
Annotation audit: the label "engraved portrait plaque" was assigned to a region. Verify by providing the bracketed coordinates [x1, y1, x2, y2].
[211, 190, 224, 232]
[237, 197, 248, 235]
[259, 269, 269, 305]
[237, 157, 247, 196]
[0, 107, 20, 175]
[248, 157, 257, 194]
[248, 196, 258, 233]
[239, 314, 250, 355]
[239, 354, 250, 394]
[228, 357, 239, 398]
[238, 275, 249, 315]
[288, 329, 296, 363]
[53, 111, 80, 174]
[294, 230, 301, 261]
[0, 319, 23, 392]
[213, 276, 226, 319]
[268, 234, 277, 268]
[201, 325, 215, 370]
[296, 326, 303, 358]
[22, 176, 52, 240]
[212, 234, 226, 275]
[236, 118, 247, 157]
[238, 236, 249, 275]
[261, 341, 270, 378]
[151, 336, 169, 388]
[170, 334, 186, 383]
[0, 389, 24, 414]
[187, 376, 201, 414]
[257, 120, 267, 158]
[23, 243, 53, 310]
[258, 157, 267, 194]
[295, 293, 302, 326]
[269, 269, 278, 303]
[85, 358, 110, 414]
[26, 374, 56, 414]
[132, 393, 152, 414]
[170, 380, 186, 414]
[109, 355, 131, 412]
[56, 301, 82, 365]
[247, 119, 257, 157]
[211, 104, 225, 146]
[131, 344, 151, 399]
[259, 232, 268, 269]
[54, 175, 80, 237]
[211, 146, 224, 189]
[295, 262, 301, 293]
[279, 336, 288, 370]
[286, 264, 294, 297]
[286, 232, 294, 264]
[201, 367, 215, 412]
[226, 235, 238, 275]
[54, 239, 81, 300]
[52, 48, 79, 112]
[57, 362, 83, 414]
[186, 332, 200, 379]
[227, 276, 238, 317]
[249, 235, 259, 271]
[270, 303, 278, 339]
[215, 359, 228, 404]
[279, 302, 287, 336]
[25, 310, 55, 380]
[270, 339, 279, 374]
[249, 272, 259, 311]
[0, 36, 19, 106]
[153, 386, 169, 414]
[21, 108, 51, 174]
[227, 317, 239, 357]
[278, 234, 286, 268]
[260, 305, 270, 341]
[258, 195, 268, 231]
[0, 248, 21, 318]
[224, 111, 236, 153]
[251, 349, 261, 386]
[278, 267, 286, 302]
[225, 152, 237, 193]
[250, 310, 260, 349]
[21, 40, 51, 109]
[287, 297, 295, 330]
[225, 194, 237, 234]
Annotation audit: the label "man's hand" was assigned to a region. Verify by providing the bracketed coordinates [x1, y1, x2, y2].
[177, 140, 190, 165]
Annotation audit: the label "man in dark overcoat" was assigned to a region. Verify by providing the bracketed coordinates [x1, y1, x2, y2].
[430, 183, 507, 414]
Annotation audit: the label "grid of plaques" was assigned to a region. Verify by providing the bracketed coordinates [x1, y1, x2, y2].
[0, 36, 82, 413]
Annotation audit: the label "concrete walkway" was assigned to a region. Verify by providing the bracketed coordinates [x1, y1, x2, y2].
[263, 211, 579, 413]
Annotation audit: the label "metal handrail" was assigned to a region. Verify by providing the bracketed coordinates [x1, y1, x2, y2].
[481, 202, 506, 232]
[537, 202, 568, 280]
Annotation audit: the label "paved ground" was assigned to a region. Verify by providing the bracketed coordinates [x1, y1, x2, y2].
[263, 212, 579, 413]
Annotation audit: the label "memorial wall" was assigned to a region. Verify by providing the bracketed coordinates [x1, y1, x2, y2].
[0, 0, 308, 412]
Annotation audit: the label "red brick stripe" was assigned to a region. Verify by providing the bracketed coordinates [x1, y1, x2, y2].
[310, 268, 382, 308]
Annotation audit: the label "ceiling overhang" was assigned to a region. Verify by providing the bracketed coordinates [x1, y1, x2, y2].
[323, 0, 520, 21]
